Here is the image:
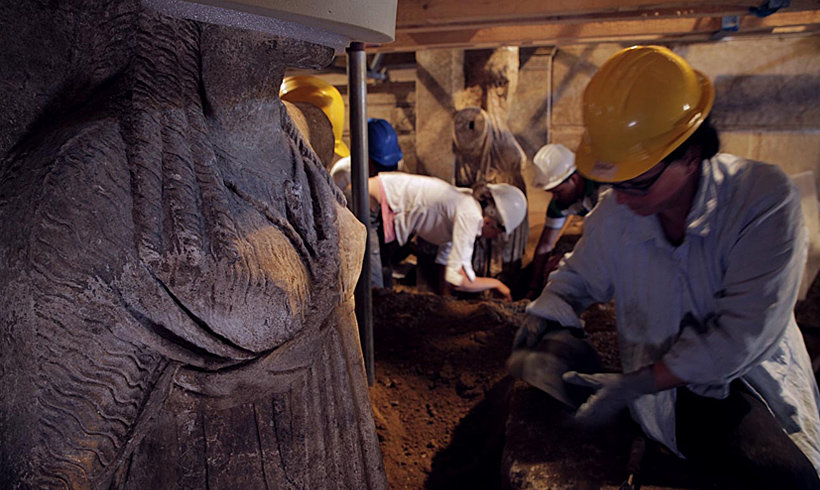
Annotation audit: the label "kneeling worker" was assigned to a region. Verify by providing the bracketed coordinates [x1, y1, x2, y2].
[527, 144, 600, 298]
[513, 45, 820, 487]
[368, 172, 526, 300]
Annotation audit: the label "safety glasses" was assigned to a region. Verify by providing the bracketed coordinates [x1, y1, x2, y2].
[610, 159, 674, 196]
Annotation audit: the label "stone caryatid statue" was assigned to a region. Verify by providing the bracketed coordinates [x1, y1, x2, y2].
[453, 107, 527, 191]
[451, 48, 528, 278]
[453, 107, 528, 276]
[0, 2, 385, 488]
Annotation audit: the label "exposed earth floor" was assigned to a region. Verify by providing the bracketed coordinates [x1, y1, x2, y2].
[367, 256, 820, 490]
[367, 188, 820, 489]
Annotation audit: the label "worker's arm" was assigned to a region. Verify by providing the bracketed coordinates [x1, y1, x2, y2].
[527, 217, 571, 297]
[564, 171, 806, 425]
[366, 176, 381, 211]
[535, 223, 564, 256]
[441, 203, 513, 299]
[452, 268, 511, 301]
[519, 202, 614, 358]
[526, 206, 614, 329]
[562, 360, 684, 425]
[652, 360, 685, 391]
[660, 169, 807, 387]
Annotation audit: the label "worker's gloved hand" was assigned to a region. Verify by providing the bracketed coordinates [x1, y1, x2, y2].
[512, 315, 566, 349]
[562, 368, 656, 426]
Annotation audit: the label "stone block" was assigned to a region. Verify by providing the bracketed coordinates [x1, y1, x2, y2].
[415, 49, 464, 181]
[509, 47, 551, 160]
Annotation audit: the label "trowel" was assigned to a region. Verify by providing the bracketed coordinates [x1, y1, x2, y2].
[507, 328, 601, 408]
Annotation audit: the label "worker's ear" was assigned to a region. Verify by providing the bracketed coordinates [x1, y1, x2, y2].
[680, 145, 702, 177]
[472, 182, 492, 202]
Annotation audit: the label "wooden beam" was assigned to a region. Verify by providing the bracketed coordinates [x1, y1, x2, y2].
[371, 9, 820, 52]
[398, 7, 747, 34]
[396, 0, 820, 31]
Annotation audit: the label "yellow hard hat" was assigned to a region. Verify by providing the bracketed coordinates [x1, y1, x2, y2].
[280, 75, 350, 158]
[575, 45, 714, 183]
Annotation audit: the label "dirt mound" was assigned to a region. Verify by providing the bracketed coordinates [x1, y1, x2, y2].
[369, 272, 820, 489]
[369, 290, 524, 489]
[368, 288, 623, 489]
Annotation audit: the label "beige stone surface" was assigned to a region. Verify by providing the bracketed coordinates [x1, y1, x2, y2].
[361, 82, 418, 172]
[680, 36, 820, 77]
[508, 47, 551, 161]
[415, 49, 464, 181]
[463, 47, 520, 119]
[548, 126, 585, 152]
[283, 100, 336, 168]
[721, 131, 820, 192]
[550, 43, 624, 128]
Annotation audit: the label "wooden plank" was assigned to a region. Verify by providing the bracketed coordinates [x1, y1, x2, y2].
[396, 0, 819, 29]
[373, 10, 820, 52]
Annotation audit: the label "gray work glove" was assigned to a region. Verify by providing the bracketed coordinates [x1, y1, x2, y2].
[562, 368, 656, 425]
[513, 315, 581, 350]
[513, 315, 542, 349]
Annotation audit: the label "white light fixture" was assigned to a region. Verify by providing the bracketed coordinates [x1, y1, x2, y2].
[142, 0, 397, 52]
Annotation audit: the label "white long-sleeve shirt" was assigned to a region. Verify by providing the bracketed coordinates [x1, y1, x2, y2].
[527, 154, 820, 471]
[378, 172, 483, 286]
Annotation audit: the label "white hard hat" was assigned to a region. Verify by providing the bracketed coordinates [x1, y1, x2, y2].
[329, 156, 351, 190]
[487, 183, 527, 236]
[532, 144, 576, 191]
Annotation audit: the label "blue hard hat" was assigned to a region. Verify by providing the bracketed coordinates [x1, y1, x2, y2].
[368, 118, 403, 169]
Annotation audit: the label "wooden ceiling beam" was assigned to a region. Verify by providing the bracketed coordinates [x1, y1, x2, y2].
[396, 0, 820, 31]
[371, 9, 820, 52]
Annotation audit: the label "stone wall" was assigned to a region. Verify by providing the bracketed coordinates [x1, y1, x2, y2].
[549, 37, 820, 192]
[363, 80, 418, 173]
[335, 36, 819, 189]
[414, 49, 464, 181]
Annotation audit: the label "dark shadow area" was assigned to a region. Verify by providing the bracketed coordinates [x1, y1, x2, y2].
[370, 289, 524, 489]
[505, 383, 750, 489]
[425, 377, 515, 490]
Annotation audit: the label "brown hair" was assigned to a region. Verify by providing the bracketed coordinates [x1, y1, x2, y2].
[472, 183, 504, 231]
[662, 116, 720, 164]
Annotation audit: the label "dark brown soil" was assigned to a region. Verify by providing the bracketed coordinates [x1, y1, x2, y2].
[368, 271, 820, 489]
[367, 287, 625, 489]
[369, 289, 524, 489]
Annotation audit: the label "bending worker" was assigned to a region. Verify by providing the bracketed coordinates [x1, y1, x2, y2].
[513, 45, 820, 487]
[526, 144, 599, 299]
[368, 172, 526, 300]
[333, 118, 403, 287]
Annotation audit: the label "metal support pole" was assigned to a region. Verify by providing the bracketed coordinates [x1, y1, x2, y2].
[347, 41, 374, 386]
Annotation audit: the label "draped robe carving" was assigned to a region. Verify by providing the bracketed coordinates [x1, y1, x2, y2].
[0, 3, 386, 488]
